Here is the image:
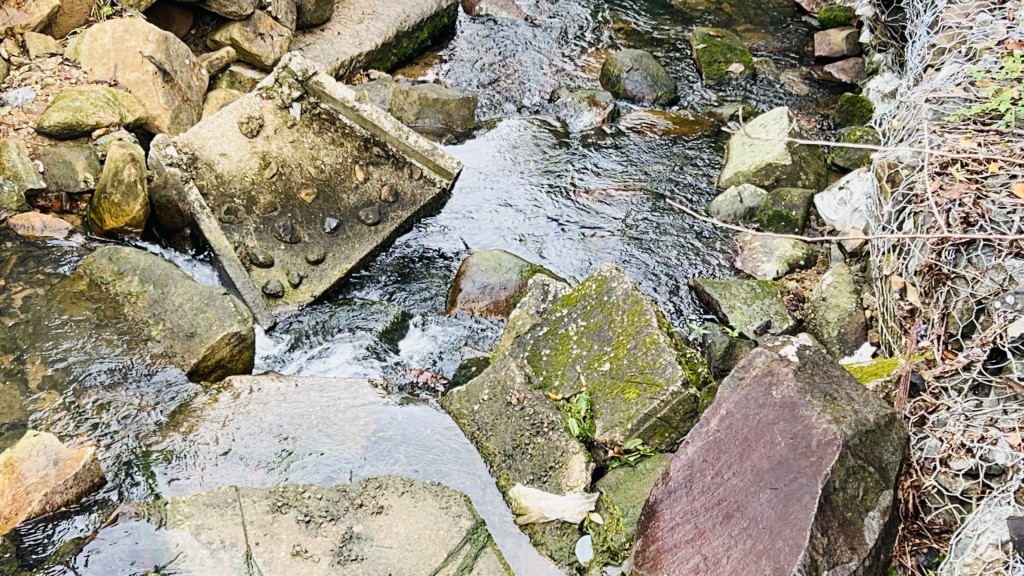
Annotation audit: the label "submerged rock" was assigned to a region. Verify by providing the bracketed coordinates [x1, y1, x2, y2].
[34, 141, 102, 194]
[389, 82, 478, 136]
[634, 338, 907, 576]
[446, 249, 558, 319]
[689, 27, 755, 84]
[207, 10, 293, 71]
[734, 233, 817, 281]
[600, 49, 678, 106]
[706, 183, 767, 223]
[717, 107, 828, 192]
[0, 430, 105, 537]
[806, 263, 867, 358]
[35, 85, 148, 139]
[689, 277, 798, 340]
[552, 87, 617, 133]
[88, 141, 150, 237]
[0, 140, 45, 211]
[755, 187, 815, 234]
[616, 109, 718, 139]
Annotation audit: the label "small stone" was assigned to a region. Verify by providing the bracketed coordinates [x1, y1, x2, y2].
[262, 279, 285, 298]
[273, 218, 301, 243]
[249, 247, 275, 268]
[286, 270, 303, 288]
[807, 263, 868, 358]
[254, 198, 280, 216]
[199, 46, 239, 77]
[717, 107, 828, 191]
[707, 183, 768, 223]
[389, 83, 478, 136]
[202, 88, 243, 119]
[207, 10, 293, 71]
[296, 0, 333, 28]
[354, 164, 366, 184]
[818, 3, 855, 28]
[814, 27, 860, 59]
[689, 27, 755, 85]
[829, 126, 879, 170]
[88, 141, 149, 237]
[410, 165, 423, 181]
[212, 62, 267, 92]
[218, 203, 246, 224]
[35, 85, 147, 139]
[551, 87, 618, 132]
[305, 248, 326, 265]
[323, 216, 341, 234]
[0, 140, 45, 211]
[446, 250, 559, 319]
[575, 535, 594, 567]
[379, 184, 397, 203]
[298, 186, 318, 204]
[823, 57, 866, 83]
[357, 204, 382, 226]
[0, 0, 61, 37]
[735, 233, 818, 281]
[600, 49, 678, 105]
[689, 278, 798, 340]
[814, 168, 874, 234]
[238, 111, 265, 138]
[198, 0, 257, 19]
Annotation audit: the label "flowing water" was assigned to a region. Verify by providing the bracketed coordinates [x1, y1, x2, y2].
[0, 0, 845, 573]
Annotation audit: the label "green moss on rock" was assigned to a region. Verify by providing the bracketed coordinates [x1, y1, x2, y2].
[818, 4, 856, 28]
[829, 125, 879, 170]
[600, 49, 678, 106]
[35, 85, 147, 140]
[755, 187, 815, 233]
[689, 27, 755, 85]
[833, 92, 874, 127]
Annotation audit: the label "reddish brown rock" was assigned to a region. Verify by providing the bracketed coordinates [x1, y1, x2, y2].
[823, 57, 867, 83]
[633, 337, 907, 576]
[814, 27, 861, 59]
[446, 249, 557, 319]
[6, 211, 73, 239]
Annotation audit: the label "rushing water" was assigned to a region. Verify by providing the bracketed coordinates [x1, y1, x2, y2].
[0, 0, 845, 573]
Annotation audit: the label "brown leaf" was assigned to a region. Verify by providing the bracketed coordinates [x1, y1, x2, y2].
[1012, 182, 1024, 199]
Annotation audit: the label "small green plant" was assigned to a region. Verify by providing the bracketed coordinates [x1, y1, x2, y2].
[683, 321, 708, 341]
[560, 390, 596, 445]
[948, 51, 1024, 129]
[607, 437, 655, 469]
[92, 0, 118, 21]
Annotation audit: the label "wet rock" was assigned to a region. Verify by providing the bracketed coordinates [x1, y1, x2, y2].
[818, 3, 856, 28]
[552, 87, 617, 133]
[296, 0, 333, 28]
[814, 27, 860, 59]
[207, 10, 293, 71]
[199, 0, 257, 20]
[357, 204, 382, 225]
[88, 141, 149, 237]
[148, 54, 462, 326]
[34, 141, 102, 193]
[0, 0, 60, 36]
[137, 478, 512, 575]
[0, 430, 105, 537]
[47, 0, 97, 38]
[814, 167, 874, 234]
[755, 187, 815, 234]
[0, 383, 27, 453]
[290, 0, 458, 78]
[591, 453, 673, 567]
[6, 211, 73, 239]
[706, 183, 767, 223]
[699, 323, 756, 378]
[823, 57, 866, 83]
[67, 18, 209, 135]
[198, 46, 238, 77]
[262, 279, 285, 297]
[0, 139, 45, 211]
[390, 82, 478, 136]
[633, 339, 908, 576]
[23, 31, 61, 59]
[599, 49, 678, 106]
[212, 62, 267, 92]
[201, 88, 243, 119]
[806, 263, 867, 358]
[446, 249, 558, 319]
[616, 109, 718, 139]
[829, 126, 879, 170]
[144, 2, 196, 38]
[461, 0, 529, 19]
[717, 107, 828, 191]
[689, 27, 755, 84]
[494, 273, 571, 355]
[735, 233, 817, 281]
[833, 92, 874, 127]
[689, 278, 798, 340]
[35, 85, 148, 139]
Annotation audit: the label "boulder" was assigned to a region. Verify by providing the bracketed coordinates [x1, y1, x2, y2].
[67, 18, 209, 135]
[207, 10, 292, 71]
[147, 54, 462, 327]
[446, 249, 558, 319]
[689, 27, 755, 84]
[52, 246, 255, 381]
[823, 57, 866, 83]
[717, 107, 829, 191]
[349, 77, 398, 111]
[818, 3, 856, 28]
[23, 31, 61, 58]
[389, 82, 478, 136]
[698, 323, 756, 378]
[829, 126, 878, 170]
[706, 183, 767, 223]
[814, 167, 874, 234]
[131, 478, 512, 575]
[211, 62, 266, 92]
[833, 92, 874, 127]
[599, 49, 678, 106]
[806, 263, 867, 358]
[201, 88, 243, 118]
[34, 141, 102, 193]
[755, 187, 815, 233]
[88, 140, 149, 237]
[734, 233, 817, 281]
[267, 0, 297, 30]
[633, 338, 908, 576]
[689, 277, 798, 340]
[296, 0, 333, 28]
[814, 27, 860, 59]
[47, 0, 96, 38]
[552, 87, 617, 133]
[0, 0, 61, 36]
[6, 211, 73, 239]
[0, 430, 105, 536]
[616, 109, 718, 139]
[91, 129, 140, 161]
[198, 0, 257, 20]
[0, 139, 45, 211]
[35, 85, 148, 139]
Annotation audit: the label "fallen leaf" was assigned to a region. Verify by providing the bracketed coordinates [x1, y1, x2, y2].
[989, 162, 1001, 174]
[726, 62, 746, 74]
[588, 512, 604, 525]
[1012, 182, 1024, 199]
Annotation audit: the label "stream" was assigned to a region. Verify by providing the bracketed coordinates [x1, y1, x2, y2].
[0, 0, 845, 573]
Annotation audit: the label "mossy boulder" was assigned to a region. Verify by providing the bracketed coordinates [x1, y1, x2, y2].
[818, 3, 856, 28]
[689, 278, 798, 340]
[599, 49, 678, 106]
[34, 142, 102, 194]
[717, 107, 829, 191]
[734, 233, 817, 281]
[829, 126, 879, 170]
[88, 141, 150, 237]
[0, 140, 45, 212]
[706, 183, 767, 223]
[755, 187, 815, 234]
[590, 453, 673, 569]
[36, 85, 148, 139]
[689, 27, 755, 84]
[446, 249, 559, 319]
[833, 92, 874, 127]
[806, 263, 867, 358]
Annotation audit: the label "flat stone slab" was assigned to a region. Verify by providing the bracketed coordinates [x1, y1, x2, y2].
[689, 277, 798, 340]
[149, 54, 462, 326]
[291, 0, 458, 78]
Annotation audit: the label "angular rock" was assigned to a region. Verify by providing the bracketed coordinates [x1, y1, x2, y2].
[296, 0, 333, 28]
[634, 339, 908, 576]
[806, 263, 867, 358]
[591, 453, 672, 567]
[0, 0, 61, 36]
[814, 167, 874, 234]
[198, 46, 238, 77]
[135, 478, 512, 575]
[67, 18, 209, 135]
[599, 49, 678, 106]
[706, 183, 767, 223]
[91, 129, 140, 161]
[198, 0, 257, 20]
[495, 273, 571, 355]
[823, 56, 866, 83]
[47, 0, 96, 38]
[833, 92, 874, 127]
[291, 0, 459, 78]
[735, 233, 817, 281]
[829, 126, 878, 170]
[755, 187, 815, 233]
[88, 141, 149, 237]
[389, 82, 478, 136]
[54, 246, 255, 381]
[207, 10, 292, 71]
[699, 323, 756, 378]
[689, 27, 755, 84]
[23, 31, 61, 59]
[814, 27, 860, 59]
[35, 85, 148, 139]
[552, 87, 617, 133]
[717, 107, 829, 191]
[616, 109, 717, 139]
[446, 249, 558, 319]
[818, 3, 856, 28]
[34, 141, 102, 193]
[6, 211, 73, 239]
[0, 430, 105, 536]
[349, 77, 398, 111]
[148, 54, 462, 326]
[201, 87, 243, 119]
[689, 277, 798, 340]
[211, 61, 267, 92]
[268, 0, 297, 30]
[0, 139, 45, 211]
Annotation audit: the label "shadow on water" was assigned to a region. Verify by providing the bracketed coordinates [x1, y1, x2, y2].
[1, 0, 849, 573]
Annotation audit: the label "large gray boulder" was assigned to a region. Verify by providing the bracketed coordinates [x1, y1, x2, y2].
[634, 337, 908, 576]
[806, 263, 868, 358]
[0, 140, 45, 211]
[717, 106, 828, 191]
[599, 49, 678, 106]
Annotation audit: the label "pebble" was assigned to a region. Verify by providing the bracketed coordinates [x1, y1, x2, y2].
[262, 279, 285, 298]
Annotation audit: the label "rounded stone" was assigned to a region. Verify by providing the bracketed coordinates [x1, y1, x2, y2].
[273, 218, 301, 244]
[358, 205, 382, 226]
[218, 203, 245, 224]
[305, 248, 326, 265]
[410, 165, 423, 181]
[599, 49, 678, 106]
[262, 279, 284, 298]
[379, 184, 398, 203]
[249, 247, 275, 268]
[286, 270, 303, 288]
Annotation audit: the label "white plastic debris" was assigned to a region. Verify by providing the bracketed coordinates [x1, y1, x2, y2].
[508, 484, 600, 525]
[575, 535, 595, 566]
[839, 342, 877, 365]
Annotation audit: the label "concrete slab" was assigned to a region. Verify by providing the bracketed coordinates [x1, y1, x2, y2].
[149, 54, 462, 327]
[290, 0, 458, 78]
